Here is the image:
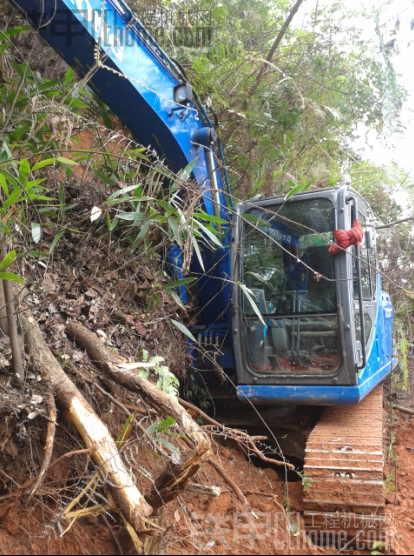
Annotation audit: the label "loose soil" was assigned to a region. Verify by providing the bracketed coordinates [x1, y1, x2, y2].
[1, 388, 414, 555]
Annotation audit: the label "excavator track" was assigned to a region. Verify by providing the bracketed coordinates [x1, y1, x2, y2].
[303, 385, 389, 550]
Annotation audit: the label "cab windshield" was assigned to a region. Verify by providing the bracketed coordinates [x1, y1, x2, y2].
[241, 198, 341, 375]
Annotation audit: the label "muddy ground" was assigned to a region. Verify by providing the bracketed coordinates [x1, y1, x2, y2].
[0, 382, 413, 555]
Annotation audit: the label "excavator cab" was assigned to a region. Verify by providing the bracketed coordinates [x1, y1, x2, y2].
[232, 185, 395, 406]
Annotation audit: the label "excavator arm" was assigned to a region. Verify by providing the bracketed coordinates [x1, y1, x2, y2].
[9, 0, 232, 321]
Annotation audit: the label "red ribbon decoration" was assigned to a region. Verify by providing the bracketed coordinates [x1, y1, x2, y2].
[329, 220, 364, 255]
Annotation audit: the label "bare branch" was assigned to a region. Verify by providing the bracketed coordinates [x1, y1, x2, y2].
[376, 216, 414, 230]
[249, 0, 306, 96]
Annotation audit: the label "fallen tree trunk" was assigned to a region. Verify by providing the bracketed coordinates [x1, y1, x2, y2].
[65, 321, 210, 451]
[65, 321, 212, 508]
[20, 311, 153, 528]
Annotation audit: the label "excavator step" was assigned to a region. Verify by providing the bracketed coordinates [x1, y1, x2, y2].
[303, 385, 389, 550]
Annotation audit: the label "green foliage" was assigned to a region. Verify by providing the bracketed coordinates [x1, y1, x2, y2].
[146, 417, 184, 454]
[297, 470, 312, 495]
[133, 356, 180, 398]
[398, 336, 411, 391]
[0, 25, 223, 317]
[171, 319, 196, 342]
[150, 0, 407, 197]
[0, 250, 24, 283]
[118, 414, 135, 447]
[0, 25, 88, 286]
[184, 372, 211, 412]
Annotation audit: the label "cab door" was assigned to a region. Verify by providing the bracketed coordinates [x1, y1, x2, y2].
[351, 207, 376, 369]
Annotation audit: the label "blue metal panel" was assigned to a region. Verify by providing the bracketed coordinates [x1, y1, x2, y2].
[189, 324, 234, 371]
[11, 0, 232, 323]
[237, 361, 392, 406]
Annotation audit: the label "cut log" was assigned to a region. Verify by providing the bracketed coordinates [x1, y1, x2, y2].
[20, 311, 153, 528]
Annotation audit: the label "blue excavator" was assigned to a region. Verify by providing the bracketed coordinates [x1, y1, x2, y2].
[7, 0, 396, 545]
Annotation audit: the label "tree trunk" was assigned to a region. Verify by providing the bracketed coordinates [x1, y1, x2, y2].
[0, 281, 8, 334]
[1, 242, 24, 382]
[20, 310, 153, 528]
[249, 0, 305, 97]
[65, 321, 211, 451]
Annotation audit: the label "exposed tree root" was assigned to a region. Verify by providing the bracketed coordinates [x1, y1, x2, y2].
[184, 483, 221, 498]
[204, 424, 295, 469]
[394, 405, 414, 416]
[207, 459, 248, 507]
[65, 320, 212, 510]
[65, 321, 211, 451]
[29, 391, 57, 496]
[148, 448, 204, 509]
[179, 398, 295, 470]
[20, 310, 153, 529]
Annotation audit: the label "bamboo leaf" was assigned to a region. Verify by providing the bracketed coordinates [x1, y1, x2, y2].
[118, 211, 148, 222]
[3, 188, 22, 209]
[107, 184, 142, 202]
[2, 26, 30, 38]
[65, 67, 74, 84]
[163, 278, 195, 290]
[49, 229, 66, 253]
[168, 216, 181, 246]
[32, 158, 56, 172]
[192, 236, 205, 272]
[155, 438, 178, 454]
[0, 250, 16, 271]
[284, 183, 310, 201]
[57, 156, 77, 165]
[118, 414, 135, 447]
[194, 212, 228, 225]
[238, 282, 266, 327]
[167, 289, 185, 309]
[171, 319, 196, 342]
[0, 272, 24, 283]
[192, 218, 223, 248]
[108, 196, 154, 206]
[0, 172, 9, 197]
[178, 159, 196, 181]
